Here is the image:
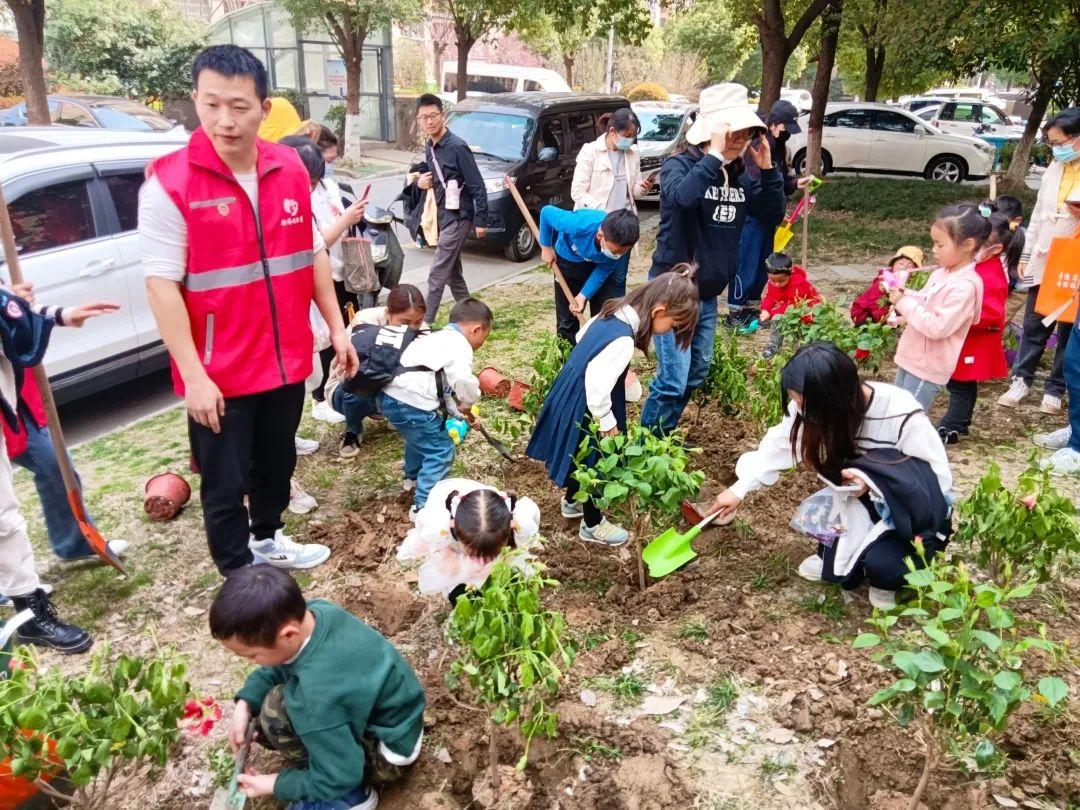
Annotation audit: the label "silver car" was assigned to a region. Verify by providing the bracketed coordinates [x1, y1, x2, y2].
[631, 101, 698, 198]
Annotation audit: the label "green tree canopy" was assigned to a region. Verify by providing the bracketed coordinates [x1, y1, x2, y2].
[664, 0, 756, 84]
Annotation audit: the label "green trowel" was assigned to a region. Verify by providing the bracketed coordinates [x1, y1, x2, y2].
[642, 504, 734, 579]
[209, 718, 257, 810]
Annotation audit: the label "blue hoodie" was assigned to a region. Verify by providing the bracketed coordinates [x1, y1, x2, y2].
[538, 206, 630, 300]
[651, 148, 784, 299]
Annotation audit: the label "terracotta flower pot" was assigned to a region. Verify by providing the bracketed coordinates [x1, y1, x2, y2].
[144, 472, 192, 522]
[478, 367, 511, 399]
[508, 380, 532, 412]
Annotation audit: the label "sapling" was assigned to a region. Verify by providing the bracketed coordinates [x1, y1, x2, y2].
[572, 423, 705, 589]
[853, 552, 1068, 810]
[953, 458, 1080, 583]
[0, 645, 192, 809]
[446, 555, 575, 794]
[776, 299, 898, 371]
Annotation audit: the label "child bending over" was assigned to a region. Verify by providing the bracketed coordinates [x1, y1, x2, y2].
[758, 251, 820, 358]
[211, 565, 424, 810]
[398, 477, 541, 601]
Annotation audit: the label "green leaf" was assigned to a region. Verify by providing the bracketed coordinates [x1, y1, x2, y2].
[603, 482, 629, 502]
[922, 624, 951, 646]
[993, 670, 1021, 691]
[1037, 676, 1068, 708]
[867, 685, 898, 706]
[904, 568, 936, 587]
[912, 651, 946, 673]
[852, 633, 881, 649]
[988, 691, 1009, 725]
[923, 690, 945, 710]
[892, 651, 922, 679]
[970, 630, 1002, 651]
[895, 678, 917, 692]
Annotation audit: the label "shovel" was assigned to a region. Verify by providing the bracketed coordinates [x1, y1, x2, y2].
[642, 501, 735, 579]
[210, 718, 257, 810]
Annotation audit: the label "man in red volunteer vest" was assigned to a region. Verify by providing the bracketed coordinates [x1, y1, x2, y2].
[140, 46, 358, 575]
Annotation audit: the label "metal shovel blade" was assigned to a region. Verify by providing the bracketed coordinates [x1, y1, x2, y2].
[209, 781, 246, 810]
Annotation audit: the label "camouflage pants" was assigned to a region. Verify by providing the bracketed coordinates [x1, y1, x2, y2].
[259, 685, 408, 785]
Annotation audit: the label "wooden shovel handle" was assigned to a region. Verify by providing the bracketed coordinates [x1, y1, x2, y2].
[503, 176, 586, 326]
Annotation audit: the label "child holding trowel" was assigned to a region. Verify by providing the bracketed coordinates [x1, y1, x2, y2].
[211, 565, 425, 810]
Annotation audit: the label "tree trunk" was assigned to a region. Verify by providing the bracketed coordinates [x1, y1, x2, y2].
[8, 0, 49, 125]
[757, 0, 787, 110]
[1002, 70, 1055, 191]
[563, 53, 574, 88]
[432, 41, 447, 92]
[488, 719, 501, 793]
[908, 727, 939, 810]
[806, 0, 843, 175]
[327, 11, 367, 159]
[454, 27, 476, 102]
[864, 43, 885, 102]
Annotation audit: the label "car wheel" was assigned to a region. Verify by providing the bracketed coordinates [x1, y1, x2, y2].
[925, 154, 967, 183]
[504, 220, 537, 262]
[793, 149, 831, 176]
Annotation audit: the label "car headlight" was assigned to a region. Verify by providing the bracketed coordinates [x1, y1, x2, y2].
[370, 243, 388, 263]
[484, 177, 508, 193]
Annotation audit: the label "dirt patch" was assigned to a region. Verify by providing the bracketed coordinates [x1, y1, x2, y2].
[339, 578, 426, 637]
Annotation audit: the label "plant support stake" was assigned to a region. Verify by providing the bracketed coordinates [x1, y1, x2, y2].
[0, 184, 125, 574]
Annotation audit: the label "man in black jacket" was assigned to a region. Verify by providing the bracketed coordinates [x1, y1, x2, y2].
[413, 94, 489, 323]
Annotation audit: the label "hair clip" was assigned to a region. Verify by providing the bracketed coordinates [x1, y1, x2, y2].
[1009, 221, 1019, 231]
[496, 490, 513, 513]
[449, 494, 463, 520]
[978, 204, 992, 218]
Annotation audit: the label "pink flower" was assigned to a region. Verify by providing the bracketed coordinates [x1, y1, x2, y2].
[182, 696, 222, 736]
[1020, 494, 1037, 511]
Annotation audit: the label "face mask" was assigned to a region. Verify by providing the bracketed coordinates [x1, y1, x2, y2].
[601, 244, 621, 260]
[615, 135, 634, 151]
[776, 130, 791, 145]
[1052, 139, 1080, 163]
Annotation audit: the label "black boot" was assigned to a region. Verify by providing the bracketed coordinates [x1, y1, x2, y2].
[10, 589, 92, 654]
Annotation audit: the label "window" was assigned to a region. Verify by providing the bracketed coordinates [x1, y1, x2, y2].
[444, 111, 534, 161]
[539, 117, 564, 155]
[949, 103, 980, 122]
[873, 110, 917, 134]
[91, 102, 173, 132]
[465, 74, 514, 93]
[524, 80, 542, 92]
[981, 106, 1008, 125]
[567, 113, 597, 151]
[9, 180, 95, 254]
[56, 104, 95, 127]
[105, 174, 144, 232]
[272, 49, 298, 90]
[635, 110, 686, 142]
[823, 109, 872, 128]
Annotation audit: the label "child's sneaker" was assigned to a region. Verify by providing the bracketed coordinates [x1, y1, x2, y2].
[402, 478, 417, 492]
[288, 480, 318, 514]
[1033, 426, 1072, 450]
[408, 505, 420, 523]
[1040, 393, 1063, 415]
[868, 586, 897, 610]
[997, 377, 1028, 407]
[579, 519, 629, 547]
[797, 554, 823, 582]
[312, 399, 346, 424]
[937, 427, 960, 445]
[1042, 447, 1080, 476]
[560, 498, 584, 519]
[339, 432, 362, 459]
[249, 530, 330, 570]
[294, 435, 320, 456]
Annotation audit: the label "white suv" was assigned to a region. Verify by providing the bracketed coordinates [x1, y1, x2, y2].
[0, 128, 188, 402]
[786, 102, 995, 183]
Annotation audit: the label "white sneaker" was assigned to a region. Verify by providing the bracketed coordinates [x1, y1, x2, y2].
[402, 478, 417, 493]
[560, 498, 585, 519]
[408, 505, 419, 523]
[249, 529, 330, 569]
[798, 554, 823, 582]
[998, 377, 1029, 407]
[311, 399, 346, 424]
[579, 518, 629, 547]
[1040, 394, 1063, 415]
[1043, 447, 1080, 475]
[869, 586, 897, 610]
[1033, 426, 1072, 450]
[294, 435, 320, 455]
[289, 479, 318, 514]
[59, 541, 128, 563]
[349, 786, 378, 810]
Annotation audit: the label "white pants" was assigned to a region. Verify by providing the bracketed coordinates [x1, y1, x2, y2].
[0, 427, 40, 597]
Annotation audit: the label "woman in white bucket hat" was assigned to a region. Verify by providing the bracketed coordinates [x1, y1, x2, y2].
[641, 83, 786, 432]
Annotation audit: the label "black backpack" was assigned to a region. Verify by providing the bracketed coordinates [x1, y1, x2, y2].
[343, 323, 433, 395]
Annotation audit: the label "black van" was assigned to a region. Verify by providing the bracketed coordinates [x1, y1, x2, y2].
[440, 93, 631, 261]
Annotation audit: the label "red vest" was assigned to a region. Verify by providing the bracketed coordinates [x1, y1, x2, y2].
[3, 372, 47, 459]
[148, 128, 315, 399]
[952, 256, 1009, 382]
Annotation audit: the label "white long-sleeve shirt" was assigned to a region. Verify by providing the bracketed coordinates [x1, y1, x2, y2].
[577, 305, 638, 432]
[382, 327, 479, 412]
[729, 382, 952, 500]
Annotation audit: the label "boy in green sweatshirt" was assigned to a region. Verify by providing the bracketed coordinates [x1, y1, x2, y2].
[209, 565, 425, 810]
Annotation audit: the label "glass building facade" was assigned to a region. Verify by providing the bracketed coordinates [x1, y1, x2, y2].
[209, 2, 395, 140]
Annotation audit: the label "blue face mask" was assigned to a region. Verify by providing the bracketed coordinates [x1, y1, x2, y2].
[1052, 140, 1080, 163]
[615, 135, 634, 151]
[601, 244, 622, 260]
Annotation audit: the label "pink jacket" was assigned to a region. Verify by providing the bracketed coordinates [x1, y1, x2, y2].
[893, 264, 984, 385]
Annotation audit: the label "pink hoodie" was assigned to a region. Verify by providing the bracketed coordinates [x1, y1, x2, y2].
[893, 264, 984, 385]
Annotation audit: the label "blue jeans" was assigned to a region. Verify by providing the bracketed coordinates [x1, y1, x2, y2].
[12, 422, 95, 560]
[894, 368, 943, 411]
[641, 296, 719, 432]
[729, 215, 769, 310]
[1066, 319, 1080, 452]
[331, 386, 379, 437]
[378, 393, 455, 508]
[286, 786, 370, 810]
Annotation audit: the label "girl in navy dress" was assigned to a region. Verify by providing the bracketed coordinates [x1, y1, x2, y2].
[526, 269, 700, 546]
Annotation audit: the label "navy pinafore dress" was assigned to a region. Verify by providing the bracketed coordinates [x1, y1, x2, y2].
[526, 315, 631, 487]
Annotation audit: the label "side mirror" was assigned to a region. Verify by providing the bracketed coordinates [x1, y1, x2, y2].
[538, 146, 558, 162]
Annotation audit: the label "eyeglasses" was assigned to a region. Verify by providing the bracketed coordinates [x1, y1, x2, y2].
[418, 112, 442, 122]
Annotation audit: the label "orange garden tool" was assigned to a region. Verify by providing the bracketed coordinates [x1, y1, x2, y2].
[774, 175, 823, 253]
[0, 185, 125, 574]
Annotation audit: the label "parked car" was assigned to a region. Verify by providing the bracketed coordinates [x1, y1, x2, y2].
[925, 100, 1025, 141]
[632, 101, 697, 198]
[781, 88, 813, 112]
[901, 96, 952, 112]
[440, 93, 631, 261]
[0, 128, 189, 402]
[2, 95, 184, 134]
[438, 62, 572, 105]
[785, 102, 995, 183]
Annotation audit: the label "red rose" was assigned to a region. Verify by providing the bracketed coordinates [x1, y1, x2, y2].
[854, 348, 871, 361]
[801, 313, 814, 324]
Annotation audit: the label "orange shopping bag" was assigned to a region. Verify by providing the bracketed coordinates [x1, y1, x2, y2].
[1034, 233, 1080, 325]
